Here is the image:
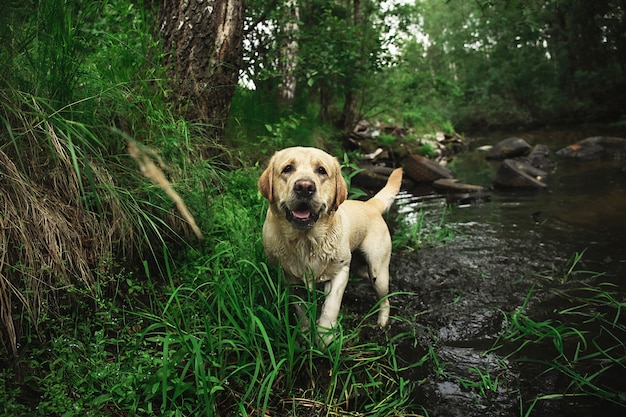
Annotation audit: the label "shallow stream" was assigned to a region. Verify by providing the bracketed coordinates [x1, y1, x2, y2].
[345, 126, 626, 416]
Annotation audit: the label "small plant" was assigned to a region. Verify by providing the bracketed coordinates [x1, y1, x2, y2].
[488, 266, 626, 415]
[340, 153, 368, 199]
[258, 115, 304, 154]
[466, 364, 500, 397]
[418, 141, 437, 158]
[0, 369, 28, 416]
[561, 248, 588, 283]
[392, 206, 454, 252]
[378, 132, 396, 146]
[427, 344, 504, 399]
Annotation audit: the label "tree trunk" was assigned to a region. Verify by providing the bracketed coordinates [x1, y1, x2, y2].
[278, 0, 299, 109]
[158, 0, 245, 138]
[340, 89, 358, 132]
[319, 80, 332, 123]
[339, 0, 362, 132]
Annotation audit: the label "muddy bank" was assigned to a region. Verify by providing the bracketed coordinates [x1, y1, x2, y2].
[344, 203, 625, 416]
[343, 126, 626, 416]
[345, 221, 567, 416]
[394, 234, 621, 417]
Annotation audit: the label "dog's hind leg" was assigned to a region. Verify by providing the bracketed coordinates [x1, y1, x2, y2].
[289, 285, 312, 334]
[361, 236, 392, 328]
[369, 262, 391, 328]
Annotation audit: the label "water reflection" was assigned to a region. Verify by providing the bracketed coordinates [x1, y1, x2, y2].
[389, 127, 626, 417]
[410, 129, 626, 268]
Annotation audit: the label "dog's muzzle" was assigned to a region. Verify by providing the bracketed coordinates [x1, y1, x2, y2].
[285, 203, 319, 229]
[285, 179, 322, 229]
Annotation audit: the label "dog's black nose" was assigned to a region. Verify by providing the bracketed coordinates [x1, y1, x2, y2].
[294, 179, 316, 197]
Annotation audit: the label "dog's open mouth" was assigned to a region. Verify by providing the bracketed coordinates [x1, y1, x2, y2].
[286, 202, 320, 229]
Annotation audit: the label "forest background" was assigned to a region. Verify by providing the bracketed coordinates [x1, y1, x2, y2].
[1, 0, 625, 415]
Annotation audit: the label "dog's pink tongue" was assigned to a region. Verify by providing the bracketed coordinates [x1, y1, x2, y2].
[292, 209, 311, 219]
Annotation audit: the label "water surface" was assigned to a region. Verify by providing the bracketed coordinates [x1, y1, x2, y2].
[350, 127, 626, 416]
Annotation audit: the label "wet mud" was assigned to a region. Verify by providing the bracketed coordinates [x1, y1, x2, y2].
[386, 226, 622, 417]
[343, 127, 626, 417]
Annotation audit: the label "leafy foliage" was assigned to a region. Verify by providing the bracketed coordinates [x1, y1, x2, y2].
[0, 0, 211, 357]
[398, 0, 626, 129]
[243, 0, 393, 132]
[2, 1, 626, 417]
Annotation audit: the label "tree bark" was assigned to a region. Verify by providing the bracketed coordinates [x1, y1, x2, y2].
[339, 0, 362, 132]
[158, 0, 245, 138]
[278, 0, 299, 109]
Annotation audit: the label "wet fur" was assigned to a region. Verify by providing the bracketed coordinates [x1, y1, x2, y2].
[258, 146, 403, 346]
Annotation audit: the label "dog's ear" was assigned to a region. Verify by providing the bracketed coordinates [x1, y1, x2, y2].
[258, 160, 274, 203]
[333, 164, 348, 211]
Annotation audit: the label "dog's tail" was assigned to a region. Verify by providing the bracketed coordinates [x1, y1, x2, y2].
[367, 168, 403, 213]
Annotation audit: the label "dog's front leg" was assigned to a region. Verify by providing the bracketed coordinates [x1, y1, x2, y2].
[316, 266, 350, 347]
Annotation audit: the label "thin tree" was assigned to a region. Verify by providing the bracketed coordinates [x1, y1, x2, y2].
[278, 0, 300, 109]
[339, 0, 362, 131]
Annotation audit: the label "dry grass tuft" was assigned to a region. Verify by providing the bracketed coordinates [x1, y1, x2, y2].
[0, 90, 194, 357]
[0, 149, 110, 357]
[128, 140, 204, 240]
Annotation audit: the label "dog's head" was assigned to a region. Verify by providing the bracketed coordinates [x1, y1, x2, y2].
[258, 147, 348, 230]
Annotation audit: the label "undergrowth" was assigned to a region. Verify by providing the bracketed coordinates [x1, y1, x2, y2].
[2, 1, 625, 417]
[0, 1, 423, 414]
[2, 166, 424, 417]
[484, 257, 626, 416]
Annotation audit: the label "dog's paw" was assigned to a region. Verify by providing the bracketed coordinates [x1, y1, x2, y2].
[377, 300, 391, 328]
[315, 323, 338, 349]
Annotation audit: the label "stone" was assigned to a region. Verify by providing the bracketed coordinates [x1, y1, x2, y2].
[433, 178, 486, 193]
[556, 136, 626, 159]
[486, 137, 532, 160]
[526, 144, 556, 171]
[404, 154, 454, 183]
[493, 159, 548, 189]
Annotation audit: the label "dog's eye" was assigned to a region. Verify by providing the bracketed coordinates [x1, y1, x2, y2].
[316, 166, 328, 176]
[281, 164, 293, 174]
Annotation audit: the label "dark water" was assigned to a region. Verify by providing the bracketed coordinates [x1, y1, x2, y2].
[347, 127, 626, 417]
[442, 130, 626, 275]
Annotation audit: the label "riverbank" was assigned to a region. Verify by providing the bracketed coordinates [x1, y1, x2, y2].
[345, 125, 626, 416]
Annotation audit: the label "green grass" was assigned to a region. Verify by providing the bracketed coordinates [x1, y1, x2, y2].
[2, 165, 425, 417]
[5, 153, 626, 417]
[486, 264, 626, 415]
[0, 2, 425, 412]
[392, 205, 455, 252]
[415, 247, 626, 415]
[2, 1, 626, 416]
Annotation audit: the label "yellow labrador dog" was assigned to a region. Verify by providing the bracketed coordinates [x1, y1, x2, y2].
[258, 147, 403, 346]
